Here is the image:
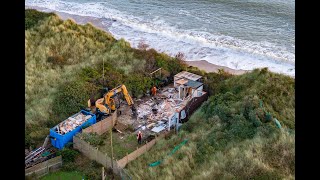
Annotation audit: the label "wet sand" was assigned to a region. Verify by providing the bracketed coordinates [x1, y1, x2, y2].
[26, 6, 250, 76]
[185, 60, 249, 75]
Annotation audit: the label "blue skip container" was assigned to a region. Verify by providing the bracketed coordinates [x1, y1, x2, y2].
[50, 110, 96, 150]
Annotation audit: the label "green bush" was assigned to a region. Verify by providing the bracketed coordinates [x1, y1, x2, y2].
[125, 74, 153, 97]
[25, 9, 55, 30]
[265, 112, 273, 122]
[52, 80, 100, 121]
[58, 148, 79, 163]
[249, 109, 262, 127]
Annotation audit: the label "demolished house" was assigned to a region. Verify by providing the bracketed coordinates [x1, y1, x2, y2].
[119, 71, 208, 137]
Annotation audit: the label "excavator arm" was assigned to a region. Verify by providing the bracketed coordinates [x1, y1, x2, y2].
[105, 85, 134, 107]
[119, 84, 134, 106]
[89, 84, 135, 116]
[95, 98, 111, 114]
[119, 85, 136, 114]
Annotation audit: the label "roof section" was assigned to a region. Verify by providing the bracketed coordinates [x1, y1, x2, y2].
[186, 80, 203, 89]
[174, 71, 202, 81]
[175, 78, 188, 85]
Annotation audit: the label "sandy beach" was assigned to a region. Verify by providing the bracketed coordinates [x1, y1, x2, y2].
[185, 60, 249, 75]
[25, 3, 295, 78]
[26, 6, 112, 31]
[26, 6, 251, 76]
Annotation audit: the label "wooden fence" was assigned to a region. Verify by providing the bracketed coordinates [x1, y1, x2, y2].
[73, 135, 121, 175]
[25, 156, 62, 177]
[82, 110, 117, 135]
[73, 130, 171, 175]
[117, 131, 170, 168]
[184, 92, 208, 121]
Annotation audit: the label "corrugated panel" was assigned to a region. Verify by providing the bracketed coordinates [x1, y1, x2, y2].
[186, 80, 203, 89]
[175, 78, 188, 85]
[174, 71, 202, 81]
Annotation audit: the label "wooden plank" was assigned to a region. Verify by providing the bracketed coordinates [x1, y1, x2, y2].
[149, 68, 162, 75]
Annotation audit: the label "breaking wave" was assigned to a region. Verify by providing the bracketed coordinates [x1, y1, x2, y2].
[26, 0, 295, 76]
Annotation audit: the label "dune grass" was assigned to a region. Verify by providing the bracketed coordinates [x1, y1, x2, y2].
[126, 69, 295, 179]
[26, 9, 294, 179]
[25, 9, 185, 147]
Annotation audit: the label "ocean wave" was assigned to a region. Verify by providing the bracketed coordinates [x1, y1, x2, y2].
[25, 0, 295, 76]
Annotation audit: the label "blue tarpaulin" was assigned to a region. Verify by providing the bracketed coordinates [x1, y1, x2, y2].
[50, 110, 96, 150]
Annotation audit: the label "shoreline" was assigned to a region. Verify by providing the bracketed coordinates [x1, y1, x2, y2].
[25, 6, 293, 78]
[185, 60, 249, 75]
[26, 5, 110, 31]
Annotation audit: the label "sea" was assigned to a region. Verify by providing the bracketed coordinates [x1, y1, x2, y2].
[26, 0, 295, 77]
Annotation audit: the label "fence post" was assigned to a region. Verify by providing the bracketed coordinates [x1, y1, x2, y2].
[88, 142, 90, 157]
[100, 120, 102, 134]
[80, 137, 82, 152]
[126, 152, 129, 165]
[105, 153, 108, 168]
[102, 167, 105, 180]
[96, 147, 99, 162]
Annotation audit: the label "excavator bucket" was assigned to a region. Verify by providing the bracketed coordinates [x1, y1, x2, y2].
[131, 105, 137, 116]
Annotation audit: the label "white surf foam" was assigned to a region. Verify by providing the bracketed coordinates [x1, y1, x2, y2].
[26, 0, 295, 77]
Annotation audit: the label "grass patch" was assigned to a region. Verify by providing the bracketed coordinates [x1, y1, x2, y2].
[79, 131, 140, 160]
[41, 171, 84, 180]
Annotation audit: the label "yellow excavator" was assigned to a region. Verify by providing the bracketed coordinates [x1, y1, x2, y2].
[88, 84, 136, 120]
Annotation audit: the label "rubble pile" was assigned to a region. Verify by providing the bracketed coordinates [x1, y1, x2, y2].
[135, 87, 185, 134]
[55, 112, 92, 135]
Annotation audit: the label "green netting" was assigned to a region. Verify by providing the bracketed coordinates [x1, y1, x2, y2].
[261, 100, 281, 128]
[168, 139, 188, 156]
[149, 160, 162, 167]
[41, 151, 50, 157]
[274, 118, 282, 129]
[148, 139, 188, 167]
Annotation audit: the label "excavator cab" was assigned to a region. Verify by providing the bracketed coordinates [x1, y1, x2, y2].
[87, 84, 136, 121]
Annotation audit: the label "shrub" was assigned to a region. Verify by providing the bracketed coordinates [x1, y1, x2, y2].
[125, 74, 153, 97]
[52, 80, 100, 121]
[249, 110, 262, 127]
[138, 40, 149, 50]
[265, 112, 273, 122]
[175, 52, 186, 61]
[47, 55, 67, 67]
[25, 9, 55, 30]
[58, 148, 79, 163]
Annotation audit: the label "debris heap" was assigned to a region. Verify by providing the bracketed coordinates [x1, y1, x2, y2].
[55, 112, 92, 135]
[134, 87, 185, 134]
